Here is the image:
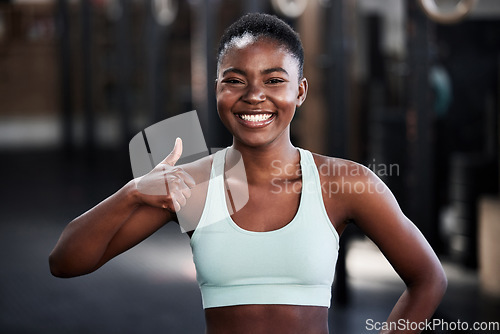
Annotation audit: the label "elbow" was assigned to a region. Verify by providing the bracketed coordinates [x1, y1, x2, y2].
[412, 264, 448, 301]
[49, 254, 65, 278]
[425, 268, 448, 310]
[50, 268, 71, 279]
[436, 265, 448, 298]
[430, 259, 448, 298]
[48, 252, 72, 278]
[406, 262, 448, 301]
[48, 251, 92, 278]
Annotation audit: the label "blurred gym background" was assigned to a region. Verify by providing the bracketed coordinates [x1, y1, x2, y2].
[0, 0, 499, 333]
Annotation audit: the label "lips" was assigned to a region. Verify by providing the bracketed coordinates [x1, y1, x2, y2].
[234, 112, 276, 128]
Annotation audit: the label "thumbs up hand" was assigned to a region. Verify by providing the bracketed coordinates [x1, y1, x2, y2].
[134, 138, 196, 212]
[162, 136, 183, 166]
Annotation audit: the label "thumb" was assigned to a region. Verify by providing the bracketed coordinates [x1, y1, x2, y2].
[163, 137, 183, 166]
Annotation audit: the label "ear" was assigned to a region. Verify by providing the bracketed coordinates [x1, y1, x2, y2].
[296, 77, 308, 107]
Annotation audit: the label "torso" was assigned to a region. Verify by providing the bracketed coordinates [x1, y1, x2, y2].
[179, 148, 353, 333]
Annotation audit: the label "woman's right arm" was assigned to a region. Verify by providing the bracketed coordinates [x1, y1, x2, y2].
[49, 138, 195, 278]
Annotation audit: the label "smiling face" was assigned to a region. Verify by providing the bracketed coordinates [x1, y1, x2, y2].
[215, 37, 308, 149]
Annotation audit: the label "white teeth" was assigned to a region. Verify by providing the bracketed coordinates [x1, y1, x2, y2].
[239, 113, 273, 122]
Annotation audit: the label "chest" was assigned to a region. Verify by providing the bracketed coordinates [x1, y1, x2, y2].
[226, 178, 302, 232]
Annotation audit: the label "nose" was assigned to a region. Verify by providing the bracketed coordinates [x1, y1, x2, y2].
[242, 83, 266, 104]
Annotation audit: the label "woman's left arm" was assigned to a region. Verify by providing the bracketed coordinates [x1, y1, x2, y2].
[347, 166, 447, 334]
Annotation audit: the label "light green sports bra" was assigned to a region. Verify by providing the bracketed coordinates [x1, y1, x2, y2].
[190, 147, 340, 309]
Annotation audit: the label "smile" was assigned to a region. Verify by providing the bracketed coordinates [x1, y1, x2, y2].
[237, 113, 273, 122]
[234, 113, 276, 128]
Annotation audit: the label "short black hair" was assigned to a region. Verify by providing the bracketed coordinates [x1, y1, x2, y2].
[217, 13, 304, 78]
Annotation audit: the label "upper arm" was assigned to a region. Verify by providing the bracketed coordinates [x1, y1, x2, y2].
[346, 167, 445, 287]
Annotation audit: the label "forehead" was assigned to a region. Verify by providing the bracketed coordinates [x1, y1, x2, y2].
[218, 37, 300, 76]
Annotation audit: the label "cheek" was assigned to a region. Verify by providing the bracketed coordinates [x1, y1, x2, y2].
[217, 87, 239, 105]
[216, 91, 239, 124]
[216, 91, 231, 111]
[272, 87, 299, 106]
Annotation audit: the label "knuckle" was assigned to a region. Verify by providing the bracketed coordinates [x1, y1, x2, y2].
[183, 188, 192, 198]
[171, 166, 183, 174]
[165, 175, 180, 186]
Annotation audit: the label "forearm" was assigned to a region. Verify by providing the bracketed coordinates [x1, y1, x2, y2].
[381, 277, 447, 334]
[49, 180, 140, 277]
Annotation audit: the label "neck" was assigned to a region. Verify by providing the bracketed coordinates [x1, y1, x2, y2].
[228, 135, 300, 184]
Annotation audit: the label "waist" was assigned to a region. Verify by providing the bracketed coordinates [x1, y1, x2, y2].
[205, 304, 329, 334]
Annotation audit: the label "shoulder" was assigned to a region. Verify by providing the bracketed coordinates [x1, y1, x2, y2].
[309, 151, 393, 216]
[310, 151, 378, 184]
[307, 151, 404, 229]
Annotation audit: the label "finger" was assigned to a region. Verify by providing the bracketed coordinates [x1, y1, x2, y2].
[161, 186, 187, 211]
[167, 177, 192, 203]
[161, 196, 179, 212]
[175, 171, 196, 189]
[163, 201, 179, 213]
[171, 198, 181, 212]
[169, 168, 196, 190]
[163, 137, 183, 166]
[180, 184, 192, 199]
[175, 191, 187, 207]
[165, 174, 184, 194]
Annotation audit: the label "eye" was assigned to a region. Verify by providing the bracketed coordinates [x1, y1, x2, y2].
[222, 78, 244, 85]
[267, 78, 286, 84]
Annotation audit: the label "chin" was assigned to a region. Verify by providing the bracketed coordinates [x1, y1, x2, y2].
[234, 133, 286, 149]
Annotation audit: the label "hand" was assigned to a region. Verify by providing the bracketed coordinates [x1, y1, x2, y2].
[134, 138, 196, 212]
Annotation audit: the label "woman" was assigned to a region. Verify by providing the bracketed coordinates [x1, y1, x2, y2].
[49, 13, 447, 334]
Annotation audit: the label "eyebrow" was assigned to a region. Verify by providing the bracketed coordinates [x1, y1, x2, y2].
[222, 68, 246, 77]
[261, 67, 289, 76]
[222, 67, 289, 77]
